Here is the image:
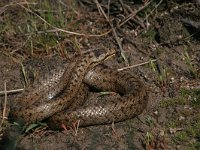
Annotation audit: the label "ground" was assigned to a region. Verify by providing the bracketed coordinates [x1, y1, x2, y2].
[0, 0, 200, 150]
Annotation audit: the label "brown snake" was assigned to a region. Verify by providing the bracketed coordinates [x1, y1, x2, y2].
[9, 48, 148, 130]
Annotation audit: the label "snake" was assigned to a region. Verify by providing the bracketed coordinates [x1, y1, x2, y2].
[9, 48, 148, 130]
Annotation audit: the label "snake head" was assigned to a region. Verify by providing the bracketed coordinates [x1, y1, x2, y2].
[92, 48, 116, 62]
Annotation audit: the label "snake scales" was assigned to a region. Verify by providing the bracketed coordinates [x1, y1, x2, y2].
[9, 48, 148, 130]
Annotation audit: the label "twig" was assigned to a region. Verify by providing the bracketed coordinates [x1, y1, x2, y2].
[17, 2, 110, 37]
[94, 0, 129, 65]
[107, 0, 111, 17]
[118, 59, 157, 71]
[118, 1, 152, 28]
[181, 18, 200, 29]
[3, 82, 7, 117]
[121, 2, 146, 29]
[74, 120, 80, 136]
[25, 29, 108, 37]
[0, 88, 24, 95]
[145, 0, 164, 20]
[0, 82, 8, 126]
[111, 122, 120, 140]
[0, 1, 37, 15]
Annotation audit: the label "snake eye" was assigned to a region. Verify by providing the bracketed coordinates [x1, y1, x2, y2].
[94, 49, 107, 58]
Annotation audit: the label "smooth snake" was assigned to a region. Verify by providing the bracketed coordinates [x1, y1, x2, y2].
[9, 48, 148, 130]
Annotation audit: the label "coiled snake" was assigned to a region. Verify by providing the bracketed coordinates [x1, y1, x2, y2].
[9, 48, 148, 130]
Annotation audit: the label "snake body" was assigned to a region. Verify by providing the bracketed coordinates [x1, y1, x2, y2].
[9, 48, 148, 129]
[48, 65, 148, 129]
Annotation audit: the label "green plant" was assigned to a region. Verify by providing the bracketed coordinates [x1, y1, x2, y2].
[24, 122, 47, 133]
[183, 46, 198, 78]
[145, 131, 153, 147]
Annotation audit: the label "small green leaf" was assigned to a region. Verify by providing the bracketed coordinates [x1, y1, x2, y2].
[25, 123, 39, 133]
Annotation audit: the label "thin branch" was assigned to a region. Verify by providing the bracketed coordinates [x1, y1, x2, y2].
[121, 2, 146, 29]
[118, 1, 152, 28]
[0, 1, 37, 15]
[145, 0, 164, 20]
[0, 88, 24, 95]
[118, 59, 157, 71]
[181, 18, 200, 29]
[1, 82, 8, 127]
[2, 82, 7, 118]
[94, 0, 129, 65]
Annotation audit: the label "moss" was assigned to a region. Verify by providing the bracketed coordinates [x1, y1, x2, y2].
[160, 97, 187, 107]
[160, 88, 200, 108]
[141, 29, 157, 42]
[160, 87, 200, 148]
[180, 88, 200, 107]
[166, 120, 178, 128]
[175, 131, 189, 142]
